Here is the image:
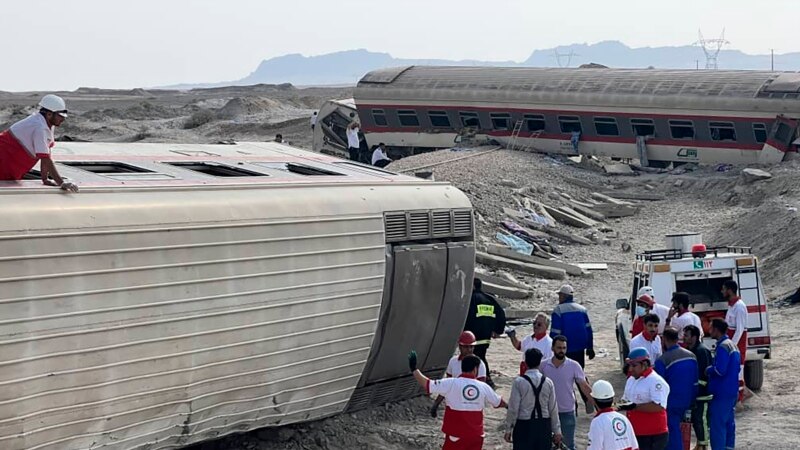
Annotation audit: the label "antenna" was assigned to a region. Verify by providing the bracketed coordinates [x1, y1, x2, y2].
[694, 29, 730, 70]
[552, 49, 578, 68]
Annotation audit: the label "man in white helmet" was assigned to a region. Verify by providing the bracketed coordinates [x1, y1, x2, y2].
[0, 94, 78, 191]
[587, 380, 638, 450]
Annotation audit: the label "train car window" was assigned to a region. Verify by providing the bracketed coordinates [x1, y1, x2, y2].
[709, 122, 737, 141]
[631, 118, 655, 136]
[166, 162, 267, 177]
[669, 120, 695, 140]
[459, 112, 481, 128]
[257, 162, 345, 176]
[428, 111, 452, 128]
[398, 110, 420, 127]
[372, 109, 388, 127]
[524, 114, 546, 132]
[753, 123, 768, 144]
[60, 161, 155, 174]
[593, 117, 620, 136]
[490, 113, 512, 130]
[333, 161, 398, 175]
[558, 116, 582, 134]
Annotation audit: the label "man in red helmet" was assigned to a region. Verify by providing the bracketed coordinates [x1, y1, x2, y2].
[430, 331, 488, 417]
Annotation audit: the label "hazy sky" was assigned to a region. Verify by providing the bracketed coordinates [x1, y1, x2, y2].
[1, 0, 796, 91]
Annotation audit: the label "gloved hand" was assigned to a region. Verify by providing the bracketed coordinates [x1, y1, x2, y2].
[60, 182, 79, 193]
[505, 327, 516, 339]
[617, 402, 636, 411]
[587, 348, 596, 360]
[408, 350, 418, 372]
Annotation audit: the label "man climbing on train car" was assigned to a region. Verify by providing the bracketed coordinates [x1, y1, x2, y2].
[464, 278, 506, 389]
[0, 94, 78, 192]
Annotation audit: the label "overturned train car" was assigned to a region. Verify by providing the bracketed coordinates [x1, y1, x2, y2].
[349, 65, 800, 166]
[0, 141, 475, 450]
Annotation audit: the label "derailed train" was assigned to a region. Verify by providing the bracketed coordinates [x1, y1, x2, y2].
[314, 66, 800, 166]
[0, 142, 474, 449]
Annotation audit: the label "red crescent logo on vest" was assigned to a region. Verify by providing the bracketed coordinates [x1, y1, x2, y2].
[462, 384, 480, 401]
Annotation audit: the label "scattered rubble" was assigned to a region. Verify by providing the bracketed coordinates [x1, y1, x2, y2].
[741, 168, 773, 183]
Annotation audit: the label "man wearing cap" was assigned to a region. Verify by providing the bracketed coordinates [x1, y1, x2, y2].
[654, 327, 698, 450]
[587, 380, 638, 450]
[550, 284, 595, 415]
[464, 278, 506, 388]
[409, 351, 507, 450]
[721, 280, 748, 404]
[0, 95, 78, 191]
[630, 314, 663, 362]
[631, 287, 669, 337]
[620, 347, 670, 450]
[430, 331, 488, 417]
[508, 312, 553, 375]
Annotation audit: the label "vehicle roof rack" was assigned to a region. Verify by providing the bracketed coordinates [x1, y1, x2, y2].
[636, 245, 751, 262]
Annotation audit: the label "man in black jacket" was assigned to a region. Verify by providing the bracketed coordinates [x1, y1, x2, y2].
[464, 278, 507, 388]
[684, 325, 712, 450]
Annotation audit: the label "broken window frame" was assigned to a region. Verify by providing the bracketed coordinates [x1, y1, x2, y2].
[523, 114, 546, 132]
[459, 111, 481, 128]
[489, 112, 512, 130]
[752, 123, 768, 144]
[668, 120, 695, 140]
[397, 110, 420, 127]
[631, 118, 656, 137]
[593, 117, 620, 136]
[709, 121, 737, 142]
[557, 115, 582, 134]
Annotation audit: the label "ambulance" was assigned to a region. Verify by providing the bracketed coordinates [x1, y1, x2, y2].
[615, 233, 771, 390]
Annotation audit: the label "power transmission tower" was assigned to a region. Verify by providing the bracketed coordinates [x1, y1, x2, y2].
[553, 49, 578, 68]
[694, 29, 729, 70]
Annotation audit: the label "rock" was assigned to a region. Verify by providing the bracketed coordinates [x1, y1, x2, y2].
[674, 179, 684, 187]
[603, 163, 635, 176]
[499, 179, 520, 188]
[741, 168, 772, 184]
[621, 242, 632, 253]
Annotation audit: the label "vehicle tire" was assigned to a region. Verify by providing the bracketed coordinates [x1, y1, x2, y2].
[617, 328, 630, 375]
[745, 360, 764, 391]
[647, 160, 671, 169]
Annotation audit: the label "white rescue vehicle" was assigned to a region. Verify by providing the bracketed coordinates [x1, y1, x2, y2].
[615, 233, 771, 390]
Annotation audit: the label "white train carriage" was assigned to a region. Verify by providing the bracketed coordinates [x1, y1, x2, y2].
[351, 66, 800, 166]
[0, 142, 475, 450]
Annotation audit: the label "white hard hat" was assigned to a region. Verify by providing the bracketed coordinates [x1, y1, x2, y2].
[39, 94, 68, 117]
[591, 380, 615, 400]
[637, 286, 654, 299]
[558, 284, 574, 295]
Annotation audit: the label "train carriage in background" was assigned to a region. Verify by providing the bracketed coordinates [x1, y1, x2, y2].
[0, 142, 475, 450]
[330, 65, 800, 166]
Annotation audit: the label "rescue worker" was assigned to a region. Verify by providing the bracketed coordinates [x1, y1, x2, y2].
[654, 327, 698, 450]
[409, 351, 506, 450]
[630, 314, 662, 361]
[464, 278, 506, 389]
[630, 288, 669, 336]
[541, 335, 595, 450]
[0, 94, 78, 191]
[550, 284, 594, 413]
[430, 331, 488, 417]
[504, 348, 562, 450]
[587, 380, 639, 450]
[346, 122, 361, 161]
[507, 312, 553, 375]
[619, 347, 670, 450]
[721, 280, 749, 404]
[666, 292, 702, 341]
[706, 318, 740, 450]
[684, 325, 713, 450]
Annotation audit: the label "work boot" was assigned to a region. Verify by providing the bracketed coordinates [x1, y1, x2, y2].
[692, 445, 707, 450]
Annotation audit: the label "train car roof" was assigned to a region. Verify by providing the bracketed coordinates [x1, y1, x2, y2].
[0, 141, 423, 190]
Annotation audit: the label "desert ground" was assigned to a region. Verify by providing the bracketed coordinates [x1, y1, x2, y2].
[3, 86, 799, 449]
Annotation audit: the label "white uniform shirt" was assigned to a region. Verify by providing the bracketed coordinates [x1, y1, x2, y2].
[427, 376, 502, 438]
[520, 334, 553, 361]
[726, 299, 748, 345]
[622, 369, 669, 408]
[652, 303, 670, 334]
[310, 114, 317, 126]
[446, 355, 487, 380]
[346, 127, 360, 148]
[371, 147, 390, 165]
[670, 311, 703, 340]
[630, 332, 663, 361]
[9, 113, 54, 158]
[587, 409, 639, 450]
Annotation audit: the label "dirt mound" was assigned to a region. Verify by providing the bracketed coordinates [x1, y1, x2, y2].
[82, 101, 179, 121]
[215, 97, 285, 119]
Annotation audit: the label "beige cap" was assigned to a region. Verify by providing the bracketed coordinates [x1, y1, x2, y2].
[558, 284, 574, 295]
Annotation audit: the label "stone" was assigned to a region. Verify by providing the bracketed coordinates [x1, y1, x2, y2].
[741, 168, 772, 184]
[674, 179, 685, 187]
[499, 179, 520, 188]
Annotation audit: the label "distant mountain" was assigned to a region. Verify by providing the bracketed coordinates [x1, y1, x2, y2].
[160, 42, 800, 90]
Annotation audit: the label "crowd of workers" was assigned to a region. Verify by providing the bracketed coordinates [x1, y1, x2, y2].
[409, 278, 749, 450]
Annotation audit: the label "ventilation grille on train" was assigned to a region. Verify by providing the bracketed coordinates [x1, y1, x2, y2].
[345, 369, 441, 412]
[383, 209, 473, 242]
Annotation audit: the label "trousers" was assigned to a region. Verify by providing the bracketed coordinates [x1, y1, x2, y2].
[636, 432, 669, 450]
[473, 344, 492, 384]
[709, 395, 736, 450]
[559, 412, 576, 450]
[666, 407, 688, 450]
[691, 397, 711, 446]
[512, 417, 552, 450]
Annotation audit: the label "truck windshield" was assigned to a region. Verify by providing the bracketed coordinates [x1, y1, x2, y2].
[675, 276, 732, 306]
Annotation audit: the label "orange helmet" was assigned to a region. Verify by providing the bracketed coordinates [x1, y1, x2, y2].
[458, 331, 477, 346]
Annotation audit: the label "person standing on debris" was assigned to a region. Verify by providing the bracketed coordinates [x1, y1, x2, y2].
[430, 331, 488, 418]
[346, 122, 361, 161]
[666, 292, 702, 342]
[630, 314, 663, 361]
[619, 347, 670, 450]
[550, 284, 595, 414]
[508, 312, 553, 375]
[464, 278, 506, 389]
[684, 325, 713, 450]
[587, 380, 639, 450]
[706, 318, 740, 450]
[630, 287, 669, 336]
[0, 94, 78, 191]
[409, 351, 506, 450]
[541, 335, 595, 450]
[654, 327, 698, 450]
[721, 280, 749, 404]
[310, 111, 317, 131]
[504, 348, 562, 450]
[371, 142, 392, 168]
